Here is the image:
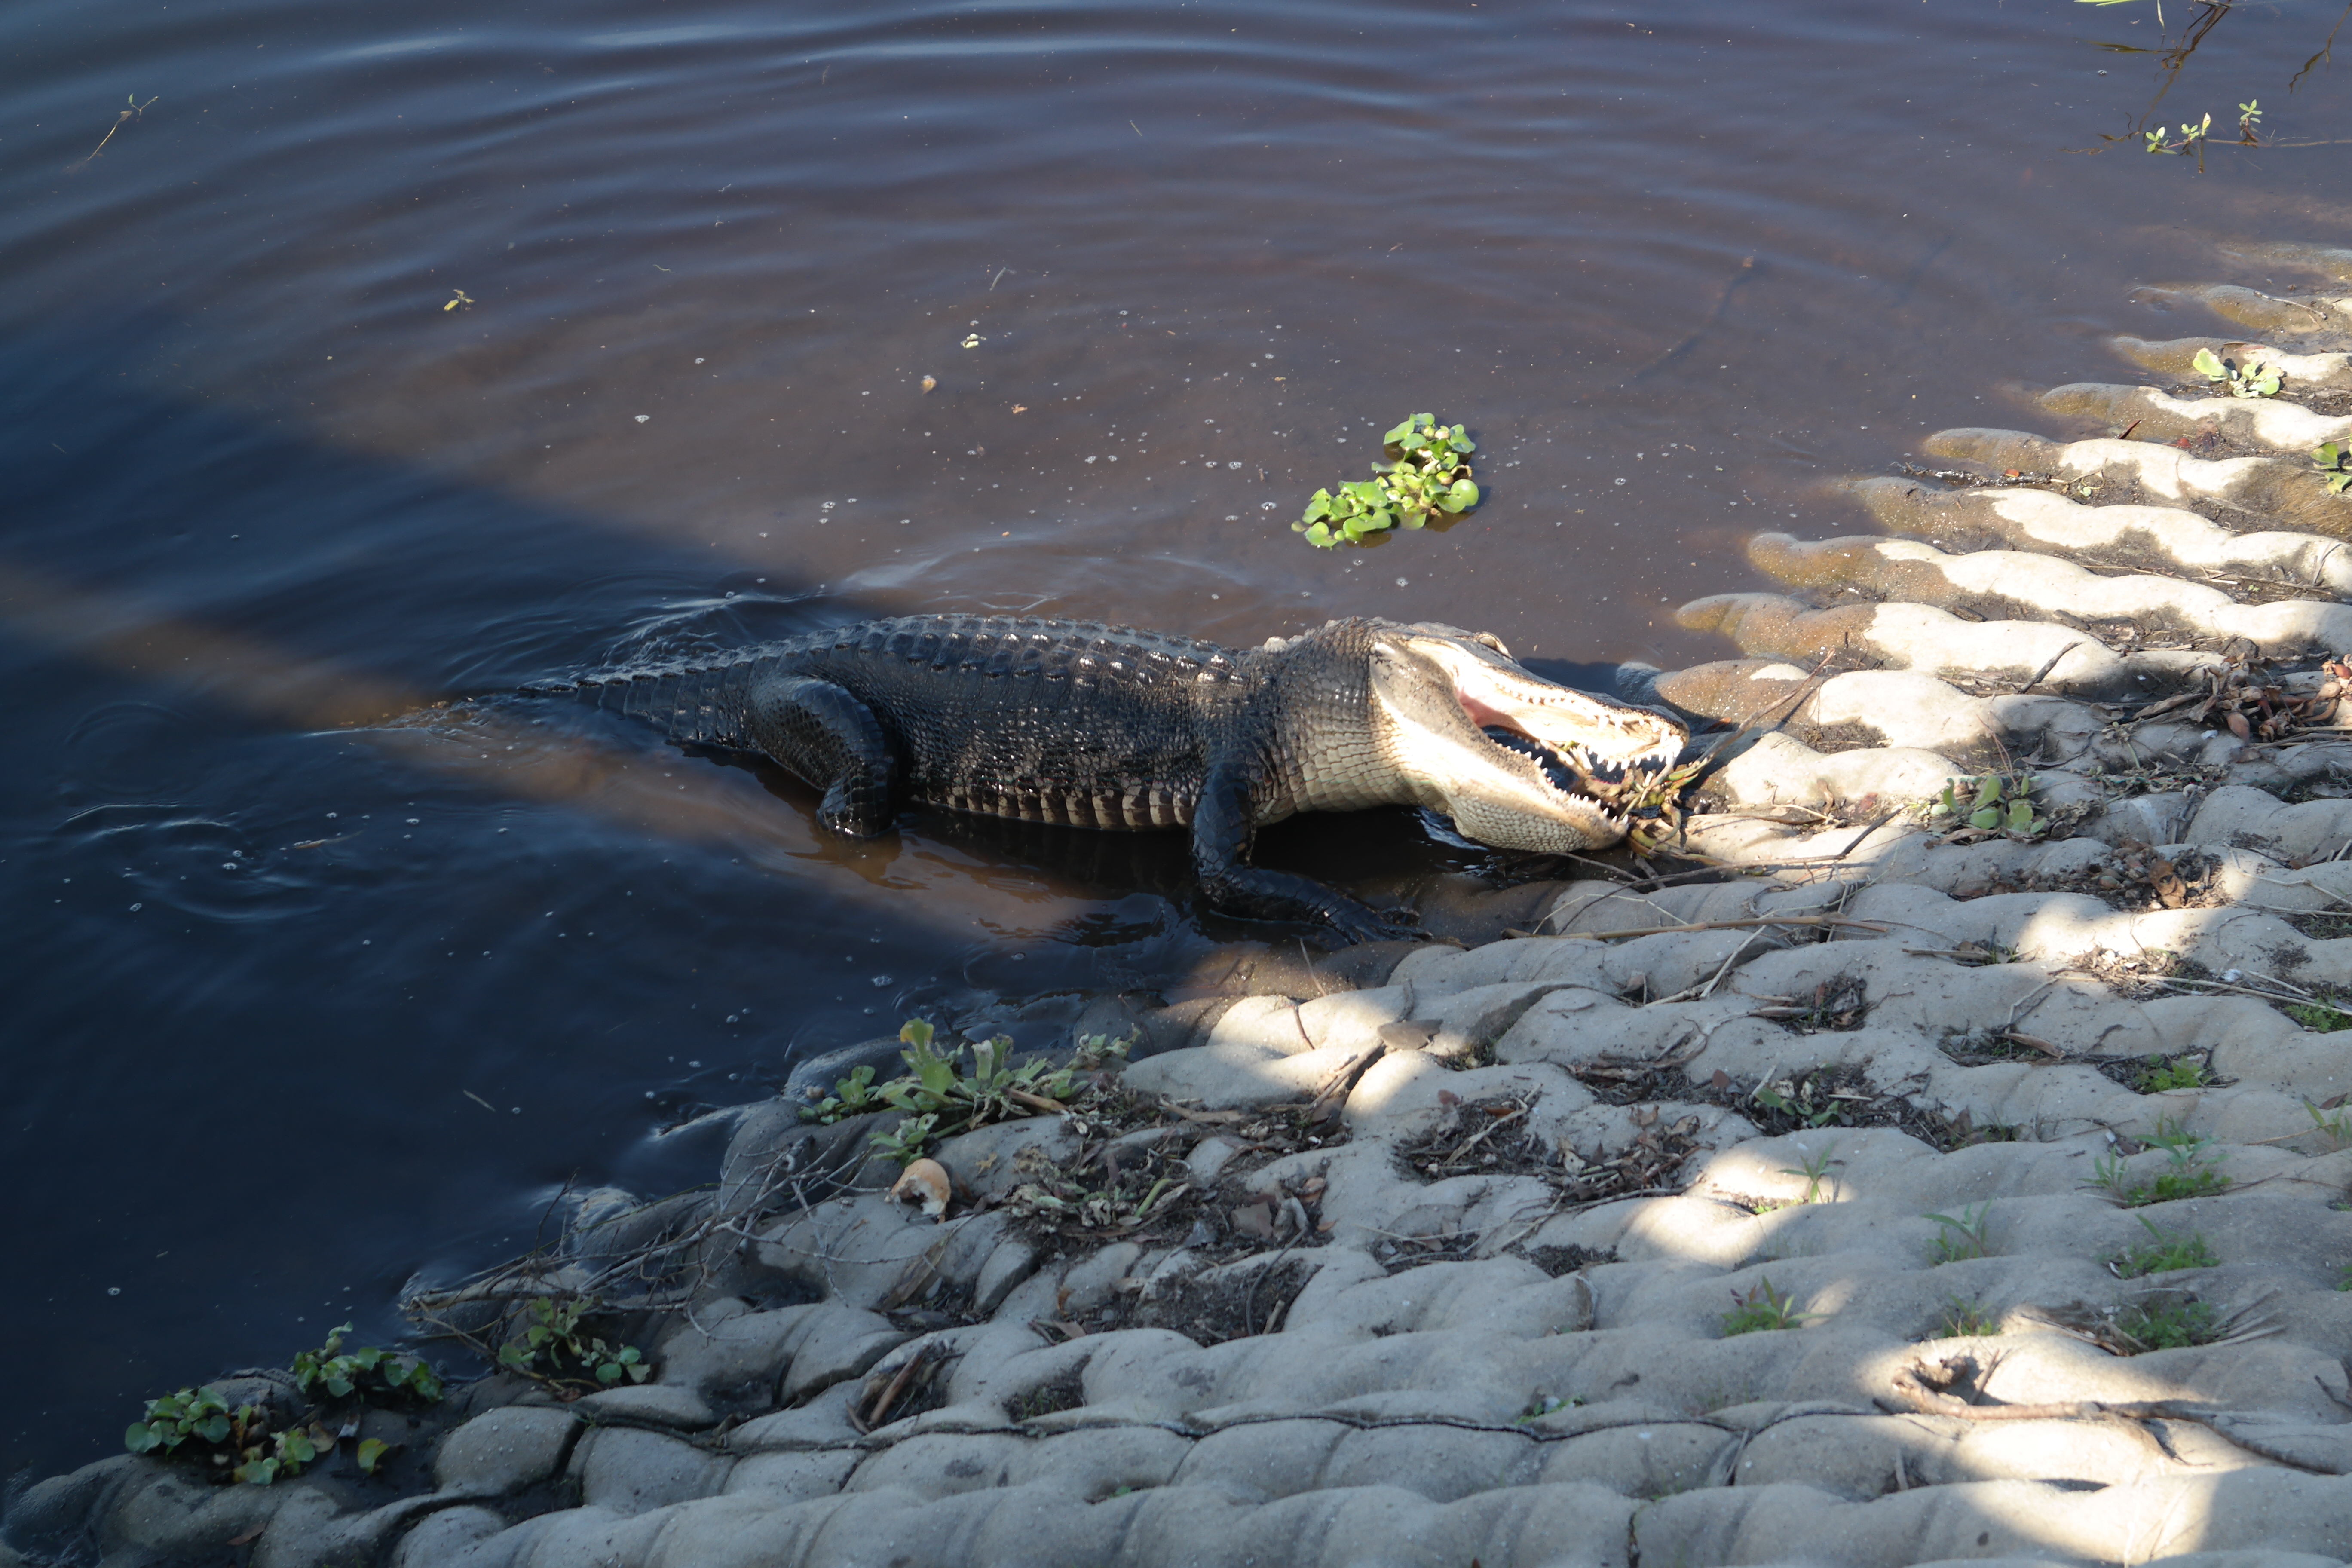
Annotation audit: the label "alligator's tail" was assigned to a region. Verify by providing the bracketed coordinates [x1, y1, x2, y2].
[526, 655, 775, 750]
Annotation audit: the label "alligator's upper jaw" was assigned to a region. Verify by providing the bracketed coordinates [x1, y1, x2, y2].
[1371, 627, 1687, 852]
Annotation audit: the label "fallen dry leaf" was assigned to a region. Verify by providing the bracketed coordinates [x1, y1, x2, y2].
[920, 375, 937, 392]
[1011, 404, 1028, 413]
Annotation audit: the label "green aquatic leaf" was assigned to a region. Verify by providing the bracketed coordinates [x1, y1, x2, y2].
[2005, 799, 2039, 834]
[126, 1422, 159, 1454]
[1444, 478, 1479, 511]
[1969, 807, 2002, 831]
[2192, 347, 2225, 381]
[357, 1438, 390, 1475]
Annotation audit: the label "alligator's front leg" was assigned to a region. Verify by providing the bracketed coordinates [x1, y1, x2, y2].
[745, 674, 900, 836]
[1191, 763, 1422, 943]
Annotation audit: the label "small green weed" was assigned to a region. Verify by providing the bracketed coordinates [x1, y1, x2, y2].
[1935, 1296, 2001, 1338]
[1920, 772, 2046, 837]
[2111, 1296, 2220, 1353]
[2135, 1054, 2211, 1093]
[803, 1020, 1133, 1163]
[1757, 1084, 1840, 1132]
[1925, 1203, 1992, 1264]
[1778, 1142, 1842, 1202]
[2192, 346, 2281, 398]
[1721, 1277, 1817, 1336]
[1294, 412, 1479, 548]
[2089, 1116, 2230, 1206]
[2109, 1217, 2219, 1278]
[496, 1297, 652, 1393]
[2288, 996, 2352, 1030]
[2307, 1099, 2352, 1148]
[2314, 444, 2352, 497]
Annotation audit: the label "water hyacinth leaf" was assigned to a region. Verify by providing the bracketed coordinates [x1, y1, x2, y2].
[2193, 347, 2225, 380]
[1444, 478, 1479, 511]
[2006, 798, 2038, 833]
[126, 1422, 159, 1453]
[357, 1438, 390, 1475]
[1969, 806, 2002, 830]
[234, 1459, 277, 1485]
[196, 1413, 231, 1443]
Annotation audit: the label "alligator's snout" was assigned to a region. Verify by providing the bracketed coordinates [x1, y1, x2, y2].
[1369, 623, 1687, 853]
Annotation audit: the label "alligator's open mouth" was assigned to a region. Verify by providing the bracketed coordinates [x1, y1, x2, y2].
[1458, 684, 1681, 821]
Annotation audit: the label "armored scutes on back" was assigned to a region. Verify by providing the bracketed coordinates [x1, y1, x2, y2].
[554, 614, 1687, 942]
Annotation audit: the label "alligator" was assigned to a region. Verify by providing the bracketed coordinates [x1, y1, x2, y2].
[560, 613, 1687, 941]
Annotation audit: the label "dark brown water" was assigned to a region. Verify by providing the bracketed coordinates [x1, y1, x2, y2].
[3, 0, 2347, 1479]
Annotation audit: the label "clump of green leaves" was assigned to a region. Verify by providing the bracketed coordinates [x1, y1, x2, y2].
[126, 1387, 246, 1458]
[2307, 1098, 2352, 1148]
[803, 1020, 1133, 1163]
[293, 1321, 443, 1404]
[496, 1297, 652, 1393]
[1926, 1203, 1992, 1264]
[1721, 1277, 1816, 1336]
[1294, 413, 1479, 548]
[2089, 1116, 2230, 1206]
[2109, 1216, 2218, 1277]
[2288, 997, 2352, 1030]
[1920, 773, 2046, 837]
[2135, 1054, 2211, 1093]
[2192, 346, 2281, 398]
[2312, 444, 2352, 496]
[126, 1321, 441, 1484]
[1516, 1393, 1583, 1423]
[2111, 1296, 2220, 1352]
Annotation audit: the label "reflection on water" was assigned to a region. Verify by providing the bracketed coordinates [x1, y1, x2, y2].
[2, 0, 2347, 1480]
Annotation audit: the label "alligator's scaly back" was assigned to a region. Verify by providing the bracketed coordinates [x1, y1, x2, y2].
[557, 612, 1684, 941]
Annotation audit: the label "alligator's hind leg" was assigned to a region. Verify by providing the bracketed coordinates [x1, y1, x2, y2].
[744, 675, 899, 836]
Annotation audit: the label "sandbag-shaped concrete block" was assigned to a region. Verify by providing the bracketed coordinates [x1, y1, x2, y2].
[2045, 381, 2352, 451]
[1390, 934, 1616, 1000]
[1533, 1421, 1732, 1498]
[1715, 731, 1960, 812]
[774, 1303, 910, 1404]
[1294, 984, 1410, 1052]
[2192, 786, 2352, 862]
[433, 1404, 580, 1498]
[387, 1506, 509, 1568]
[931, 1118, 1083, 1203]
[573, 1426, 731, 1516]
[720, 1449, 860, 1503]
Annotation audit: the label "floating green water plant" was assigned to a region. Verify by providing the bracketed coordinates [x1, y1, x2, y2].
[1295, 412, 1479, 548]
